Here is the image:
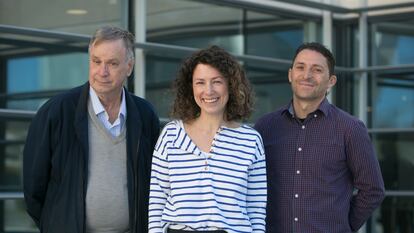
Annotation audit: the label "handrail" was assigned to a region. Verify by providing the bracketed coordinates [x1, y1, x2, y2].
[0, 192, 24, 200]
[2, 24, 414, 74]
[368, 128, 414, 133]
[2, 190, 413, 200]
[0, 109, 413, 134]
[0, 109, 35, 120]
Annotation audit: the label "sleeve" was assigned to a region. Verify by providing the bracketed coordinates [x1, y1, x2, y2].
[148, 124, 172, 233]
[23, 106, 53, 228]
[247, 133, 267, 232]
[346, 120, 385, 231]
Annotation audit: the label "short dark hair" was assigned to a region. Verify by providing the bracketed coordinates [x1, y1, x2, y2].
[292, 42, 335, 75]
[89, 26, 135, 61]
[171, 45, 253, 122]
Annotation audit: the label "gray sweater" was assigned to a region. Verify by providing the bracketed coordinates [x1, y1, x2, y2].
[86, 101, 129, 233]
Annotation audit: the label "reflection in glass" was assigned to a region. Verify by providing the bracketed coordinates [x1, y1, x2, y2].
[246, 61, 291, 121]
[147, 0, 321, 60]
[147, 0, 243, 54]
[0, 121, 30, 190]
[246, 11, 320, 60]
[146, 54, 182, 118]
[373, 132, 414, 191]
[372, 131, 414, 233]
[8, 53, 88, 94]
[378, 196, 414, 233]
[371, 72, 414, 128]
[372, 17, 414, 66]
[2, 199, 37, 232]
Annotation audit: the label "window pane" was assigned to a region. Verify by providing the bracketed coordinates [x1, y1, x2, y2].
[377, 196, 414, 233]
[7, 53, 88, 94]
[2, 199, 37, 232]
[374, 132, 414, 191]
[6, 54, 88, 110]
[371, 72, 414, 128]
[246, 61, 292, 121]
[0, 121, 30, 190]
[246, 11, 320, 60]
[372, 17, 414, 66]
[146, 54, 181, 119]
[147, 0, 243, 54]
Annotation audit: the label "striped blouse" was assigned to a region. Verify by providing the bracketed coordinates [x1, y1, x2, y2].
[148, 120, 267, 233]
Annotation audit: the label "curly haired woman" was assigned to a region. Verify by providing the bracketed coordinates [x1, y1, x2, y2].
[148, 45, 267, 233]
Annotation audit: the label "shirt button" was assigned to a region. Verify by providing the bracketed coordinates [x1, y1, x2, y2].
[314, 114, 317, 118]
[205, 167, 209, 171]
[298, 147, 302, 151]
[296, 170, 300, 174]
[294, 194, 299, 198]
[301, 125, 305, 129]
[294, 217, 298, 222]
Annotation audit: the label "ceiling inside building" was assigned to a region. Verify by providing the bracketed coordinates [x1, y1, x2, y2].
[0, 0, 125, 34]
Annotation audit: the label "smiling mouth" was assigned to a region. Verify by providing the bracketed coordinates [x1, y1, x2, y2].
[203, 97, 219, 103]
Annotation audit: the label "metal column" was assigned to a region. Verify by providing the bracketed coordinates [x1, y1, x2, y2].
[322, 0, 333, 103]
[134, 0, 146, 98]
[357, 5, 369, 233]
[358, 10, 368, 125]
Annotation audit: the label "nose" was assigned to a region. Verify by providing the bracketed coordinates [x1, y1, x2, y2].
[303, 68, 312, 79]
[205, 82, 214, 94]
[98, 63, 109, 76]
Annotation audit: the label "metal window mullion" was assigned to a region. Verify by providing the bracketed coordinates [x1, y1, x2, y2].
[134, 0, 146, 98]
[358, 10, 368, 125]
[322, 0, 333, 104]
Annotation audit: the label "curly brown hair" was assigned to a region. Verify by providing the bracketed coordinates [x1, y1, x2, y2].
[171, 45, 254, 122]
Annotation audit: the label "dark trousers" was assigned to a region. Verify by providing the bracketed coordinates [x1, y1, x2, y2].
[167, 229, 226, 233]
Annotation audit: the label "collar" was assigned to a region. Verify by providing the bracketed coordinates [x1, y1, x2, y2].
[283, 98, 330, 118]
[89, 87, 127, 119]
[173, 120, 203, 157]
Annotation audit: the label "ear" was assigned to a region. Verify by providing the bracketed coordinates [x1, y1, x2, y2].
[127, 59, 135, 77]
[328, 75, 337, 88]
[288, 68, 292, 83]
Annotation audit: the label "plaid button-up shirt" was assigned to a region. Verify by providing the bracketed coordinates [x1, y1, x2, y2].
[254, 98, 385, 233]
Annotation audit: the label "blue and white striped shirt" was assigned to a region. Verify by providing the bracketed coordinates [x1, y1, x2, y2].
[148, 120, 267, 233]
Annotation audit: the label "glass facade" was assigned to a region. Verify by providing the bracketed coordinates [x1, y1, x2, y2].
[369, 14, 414, 231]
[370, 15, 414, 129]
[7, 54, 88, 110]
[0, 0, 413, 232]
[147, 0, 244, 54]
